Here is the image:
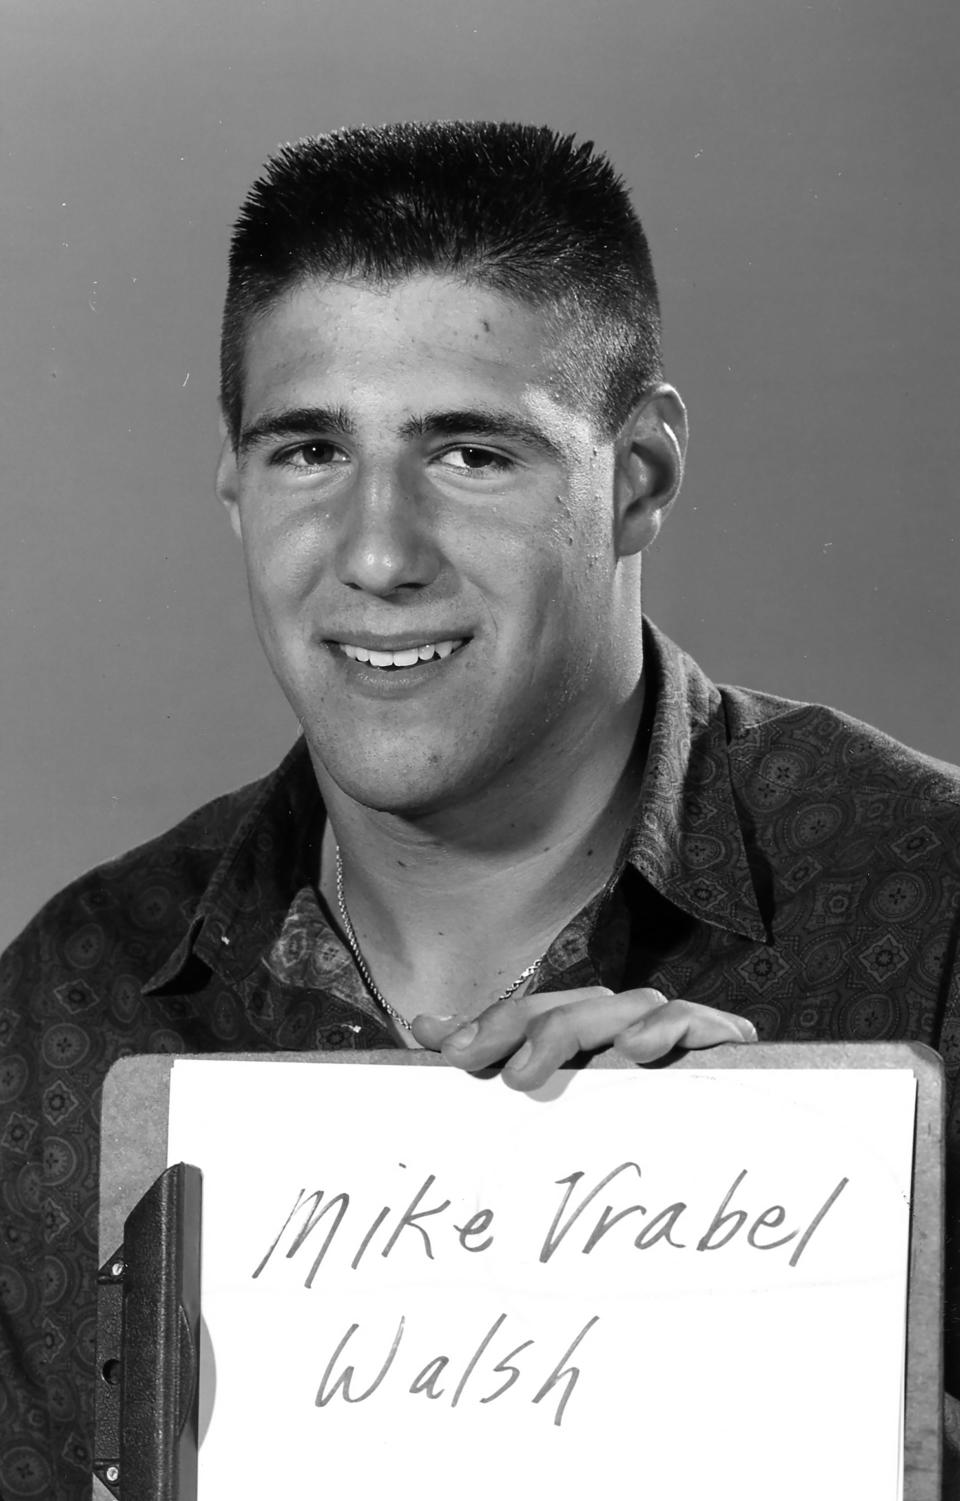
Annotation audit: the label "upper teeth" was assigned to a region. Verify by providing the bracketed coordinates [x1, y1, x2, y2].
[339, 639, 464, 667]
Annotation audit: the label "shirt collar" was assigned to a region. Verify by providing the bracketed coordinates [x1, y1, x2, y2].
[626, 620, 767, 942]
[145, 618, 767, 994]
[143, 738, 322, 993]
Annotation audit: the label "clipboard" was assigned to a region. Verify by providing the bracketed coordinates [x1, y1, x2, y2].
[92, 1041, 944, 1500]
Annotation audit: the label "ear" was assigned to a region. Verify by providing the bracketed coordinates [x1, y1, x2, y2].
[613, 384, 688, 557]
[215, 413, 244, 543]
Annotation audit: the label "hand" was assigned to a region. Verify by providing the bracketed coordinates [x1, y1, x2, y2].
[410, 986, 757, 1092]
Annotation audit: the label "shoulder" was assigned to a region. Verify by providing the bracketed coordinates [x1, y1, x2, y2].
[719, 682, 960, 810]
[717, 683, 960, 888]
[645, 620, 960, 819]
[0, 767, 277, 993]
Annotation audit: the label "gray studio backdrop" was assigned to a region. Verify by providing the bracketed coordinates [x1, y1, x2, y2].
[2, 0, 957, 950]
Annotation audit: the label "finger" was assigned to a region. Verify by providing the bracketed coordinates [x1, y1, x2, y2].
[410, 991, 659, 1053]
[498, 988, 674, 1090]
[411, 990, 622, 1060]
[410, 1013, 464, 1050]
[615, 1000, 757, 1065]
[426, 985, 641, 1072]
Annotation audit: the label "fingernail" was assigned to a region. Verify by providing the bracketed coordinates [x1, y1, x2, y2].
[448, 1021, 479, 1049]
[507, 1039, 534, 1073]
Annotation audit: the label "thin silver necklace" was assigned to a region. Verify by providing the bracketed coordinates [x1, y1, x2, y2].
[334, 843, 543, 1031]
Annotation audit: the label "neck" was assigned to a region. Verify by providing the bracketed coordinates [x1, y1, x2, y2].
[312, 678, 648, 1019]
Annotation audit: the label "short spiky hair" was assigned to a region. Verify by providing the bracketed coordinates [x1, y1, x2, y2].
[220, 121, 663, 446]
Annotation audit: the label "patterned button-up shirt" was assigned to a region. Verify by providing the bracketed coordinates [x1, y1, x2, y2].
[2, 620, 960, 1499]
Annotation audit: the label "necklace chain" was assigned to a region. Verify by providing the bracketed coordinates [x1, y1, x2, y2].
[334, 844, 542, 1031]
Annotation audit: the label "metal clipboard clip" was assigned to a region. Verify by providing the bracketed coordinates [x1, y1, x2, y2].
[94, 1162, 202, 1500]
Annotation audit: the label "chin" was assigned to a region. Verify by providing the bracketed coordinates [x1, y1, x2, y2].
[343, 781, 465, 820]
[312, 746, 469, 818]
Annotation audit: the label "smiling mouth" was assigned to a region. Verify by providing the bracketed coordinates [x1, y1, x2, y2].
[335, 638, 468, 669]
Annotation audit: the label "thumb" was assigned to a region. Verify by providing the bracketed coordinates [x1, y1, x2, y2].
[410, 1013, 461, 1050]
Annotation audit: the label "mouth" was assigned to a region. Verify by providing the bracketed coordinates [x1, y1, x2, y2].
[331, 637, 469, 671]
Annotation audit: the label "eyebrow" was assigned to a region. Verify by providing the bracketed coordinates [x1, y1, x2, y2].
[238, 405, 564, 464]
[399, 410, 564, 463]
[238, 406, 355, 455]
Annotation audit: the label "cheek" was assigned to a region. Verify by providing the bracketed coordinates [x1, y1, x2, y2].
[240, 506, 325, 610]
[473, 519, 610, 658]
[546, 471, 614, 551]
[552, 502, 617, 605]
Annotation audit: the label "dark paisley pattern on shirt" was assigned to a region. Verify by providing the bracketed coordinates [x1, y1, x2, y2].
[2, 619, 960, 1499]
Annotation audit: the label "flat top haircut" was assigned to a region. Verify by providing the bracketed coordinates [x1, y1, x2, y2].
[220, 120, 664, 447]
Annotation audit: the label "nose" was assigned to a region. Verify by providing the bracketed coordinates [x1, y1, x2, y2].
[332, 462, 442, 596]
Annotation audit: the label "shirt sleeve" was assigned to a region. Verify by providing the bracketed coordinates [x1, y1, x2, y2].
[0, 913, 94, 1501]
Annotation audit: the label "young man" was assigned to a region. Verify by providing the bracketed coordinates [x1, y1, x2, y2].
[2, 121, 959, 1497]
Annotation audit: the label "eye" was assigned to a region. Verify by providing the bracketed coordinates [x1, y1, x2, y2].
[274, 441, 349, 470]
[437, 446, 514, 473]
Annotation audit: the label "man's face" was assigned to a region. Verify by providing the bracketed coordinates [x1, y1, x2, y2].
[218, 274, 649, 818]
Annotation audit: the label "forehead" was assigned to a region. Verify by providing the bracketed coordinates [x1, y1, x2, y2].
[241, 274, 592, 436]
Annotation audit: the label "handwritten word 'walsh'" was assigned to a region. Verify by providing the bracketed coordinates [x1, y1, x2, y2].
[314, 1310, 599, 1428]
[253, 1162, 848, 1286]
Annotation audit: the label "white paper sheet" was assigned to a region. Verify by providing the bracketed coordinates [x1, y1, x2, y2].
[167, 1061, 915, 1501]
